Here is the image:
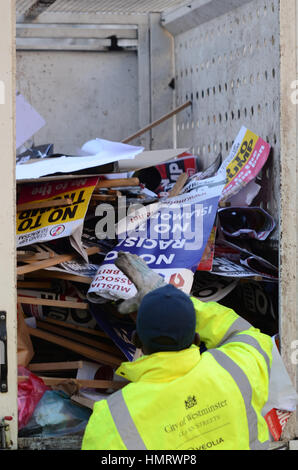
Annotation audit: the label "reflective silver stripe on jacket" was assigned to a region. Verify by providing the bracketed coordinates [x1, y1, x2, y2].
[222, 334, 271, 378]
[217, 316, 271, 378]
[217, 317, 252, 347]
[107, 389, 147, 450]
[208, 348, 269, 450]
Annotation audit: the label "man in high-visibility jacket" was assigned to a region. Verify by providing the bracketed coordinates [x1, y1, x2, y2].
[82, 283, 272, 450]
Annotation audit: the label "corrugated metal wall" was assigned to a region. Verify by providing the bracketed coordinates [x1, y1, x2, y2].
[173, 0, 280, 242]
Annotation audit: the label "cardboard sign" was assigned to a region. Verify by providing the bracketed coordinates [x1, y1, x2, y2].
[265, 409, 292, 442]
[155, 154, 200, 191]
[211, 241, 278, 281]
[16, 138, 144, 180]
[46, 261, 100, 278]
[217, 127, 271, 201]
[17, 177, 98, 248]
[89, 303, 136, 361]
[135, 154, 200, 193]
[191, 273, 238, 303]
[180, 154, 223, 195]
[88, 175, 226, 303]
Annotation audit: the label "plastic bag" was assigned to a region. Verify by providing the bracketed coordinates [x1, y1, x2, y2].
[18, 367, 48, 430]
[19, 390, 92, 438]
[263, 336, 298, 415]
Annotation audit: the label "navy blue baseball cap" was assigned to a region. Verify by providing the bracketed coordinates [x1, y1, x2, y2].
[136, 284, 196, 353]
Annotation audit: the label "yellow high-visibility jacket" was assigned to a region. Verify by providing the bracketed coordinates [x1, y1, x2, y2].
[82, 298, 273, 450]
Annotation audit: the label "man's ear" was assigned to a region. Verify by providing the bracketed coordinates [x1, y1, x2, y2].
[193, 332, 200, 346]
[132, 330, 143, 349]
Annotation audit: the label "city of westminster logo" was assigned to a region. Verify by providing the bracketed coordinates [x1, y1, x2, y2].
[185, 395, 198, 409]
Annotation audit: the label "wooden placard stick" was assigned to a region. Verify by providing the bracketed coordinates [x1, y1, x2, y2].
[96, 177, 139, 190]
[17, 246, 100, 276]
[25, 270, 93, 285]
[49, 378, 125, 390]
[91, 194, 118, 202]
[17, 252, 53, 262]
[17, 198, 73, 212]
[40, 317, 107, 338]
[17, 281, 53, 289]
[35, 319, 123, 357]
[218, 201, 231, 208]
[122, 101, 192, 144]
[17, 250, 35, 256]
[17, 250, 41, 259]
[71, 395, 95, 410]
[240, 276, 263, 283]
[17, 254, 78, 276]
[168, 173, 188, 197]
[27, 327, 122, 367]
[107, 190, 122, 196]
[17, 296, 89, 310]
[28, 361, 84, 372]
[18, 376, 125, 390]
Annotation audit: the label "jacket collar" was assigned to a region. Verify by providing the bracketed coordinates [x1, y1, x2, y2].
[116, 345, 201, 383]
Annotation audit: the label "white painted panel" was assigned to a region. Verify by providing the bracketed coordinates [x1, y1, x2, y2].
[0, 0, 17, 450]
[149, 13, 175, 150]
[16, 50, 139, 153]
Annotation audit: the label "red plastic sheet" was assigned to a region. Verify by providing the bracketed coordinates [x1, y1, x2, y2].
[18, 366, 48, 430]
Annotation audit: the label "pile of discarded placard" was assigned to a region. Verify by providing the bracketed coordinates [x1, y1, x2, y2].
[16, 96, 297, 442]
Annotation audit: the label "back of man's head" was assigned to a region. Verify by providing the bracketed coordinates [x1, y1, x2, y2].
[136, 284, 196, 354]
